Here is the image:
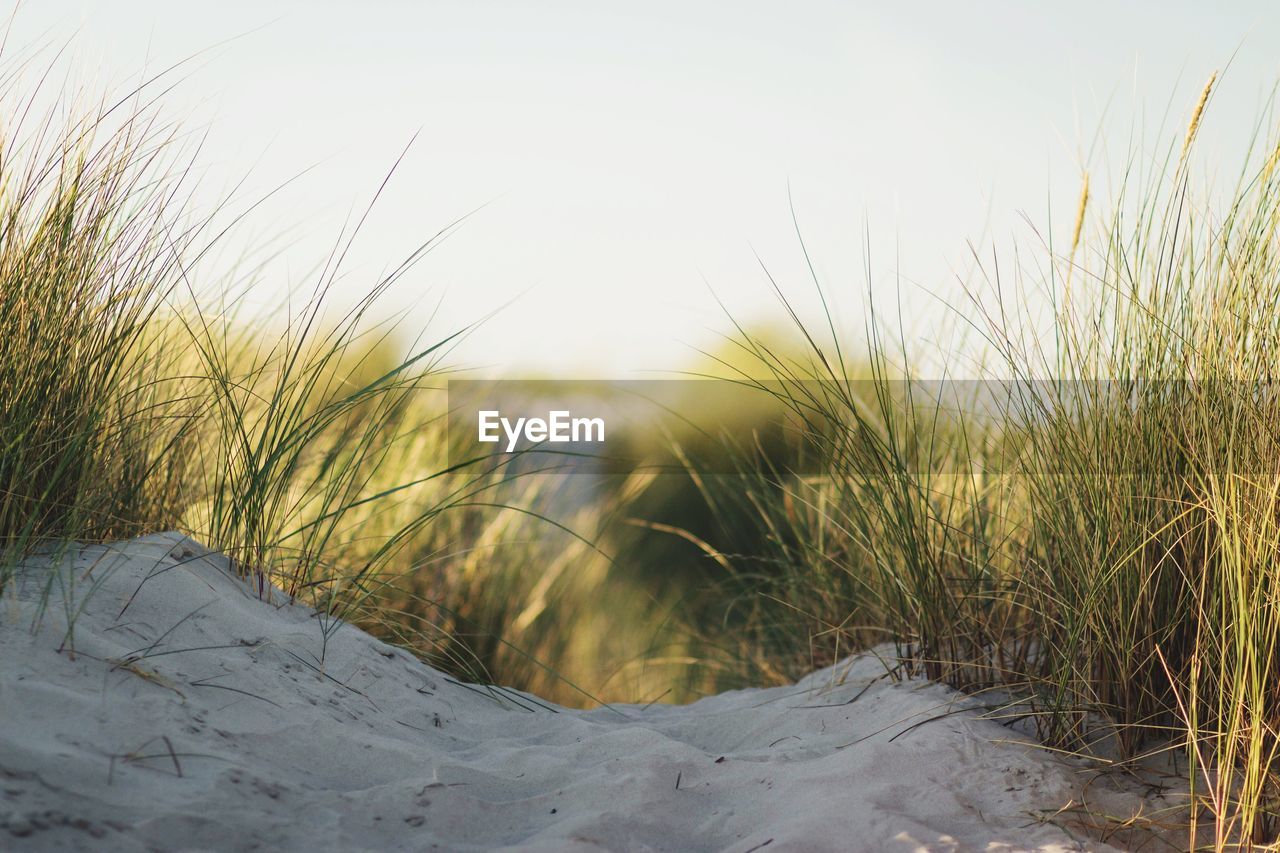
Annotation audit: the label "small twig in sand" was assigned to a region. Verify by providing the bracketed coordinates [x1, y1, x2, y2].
[120, 641, 262, 664]
[108, 659, 186, 698]
[279, 647, 381, 712]
[111, 735, 184, 782]
[887, 707, 970, 743]
[396, 719, 430, 733]
[123, 600, 216, 660]
[441, 675, 548, 714]
[796, 676, 881, 709]
[188, 674, 283, 708]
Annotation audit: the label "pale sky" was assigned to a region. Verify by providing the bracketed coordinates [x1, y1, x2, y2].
[14, 2, 1280, 375]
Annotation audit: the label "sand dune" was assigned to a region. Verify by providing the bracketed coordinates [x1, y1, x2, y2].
[0, 533, 1135, 851]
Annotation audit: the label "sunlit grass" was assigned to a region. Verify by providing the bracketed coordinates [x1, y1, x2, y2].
[695, 75, 1280, 848]
[0, 54, 716, 712]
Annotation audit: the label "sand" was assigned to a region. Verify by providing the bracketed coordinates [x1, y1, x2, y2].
[0, 532, 1138, 851]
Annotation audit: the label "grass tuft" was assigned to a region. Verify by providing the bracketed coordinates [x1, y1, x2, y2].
[692, 76, 1280, 848]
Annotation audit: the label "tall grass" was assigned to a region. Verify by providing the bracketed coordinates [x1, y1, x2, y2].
[0, 67, 690, 708]
[700, 76, 1280, 847]
[0, 95, 193, 554]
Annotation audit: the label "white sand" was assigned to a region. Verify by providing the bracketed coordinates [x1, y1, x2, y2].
[0, 532, 1137, 851]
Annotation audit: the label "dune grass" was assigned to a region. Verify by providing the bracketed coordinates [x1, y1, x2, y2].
[0, 95, 190, 552]
[0, 66, 662, 707]
[690, 75, 1280, 847]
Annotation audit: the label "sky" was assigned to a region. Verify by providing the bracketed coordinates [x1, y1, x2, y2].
[12, 2, 1280, 376]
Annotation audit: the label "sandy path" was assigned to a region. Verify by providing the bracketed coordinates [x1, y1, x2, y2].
[0, 532, 1130, 851]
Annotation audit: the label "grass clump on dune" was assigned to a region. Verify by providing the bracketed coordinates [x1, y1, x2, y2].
[0, 87, 197, 553]
[698, 75, 1280, 847]
[0, 70, 652, 705]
